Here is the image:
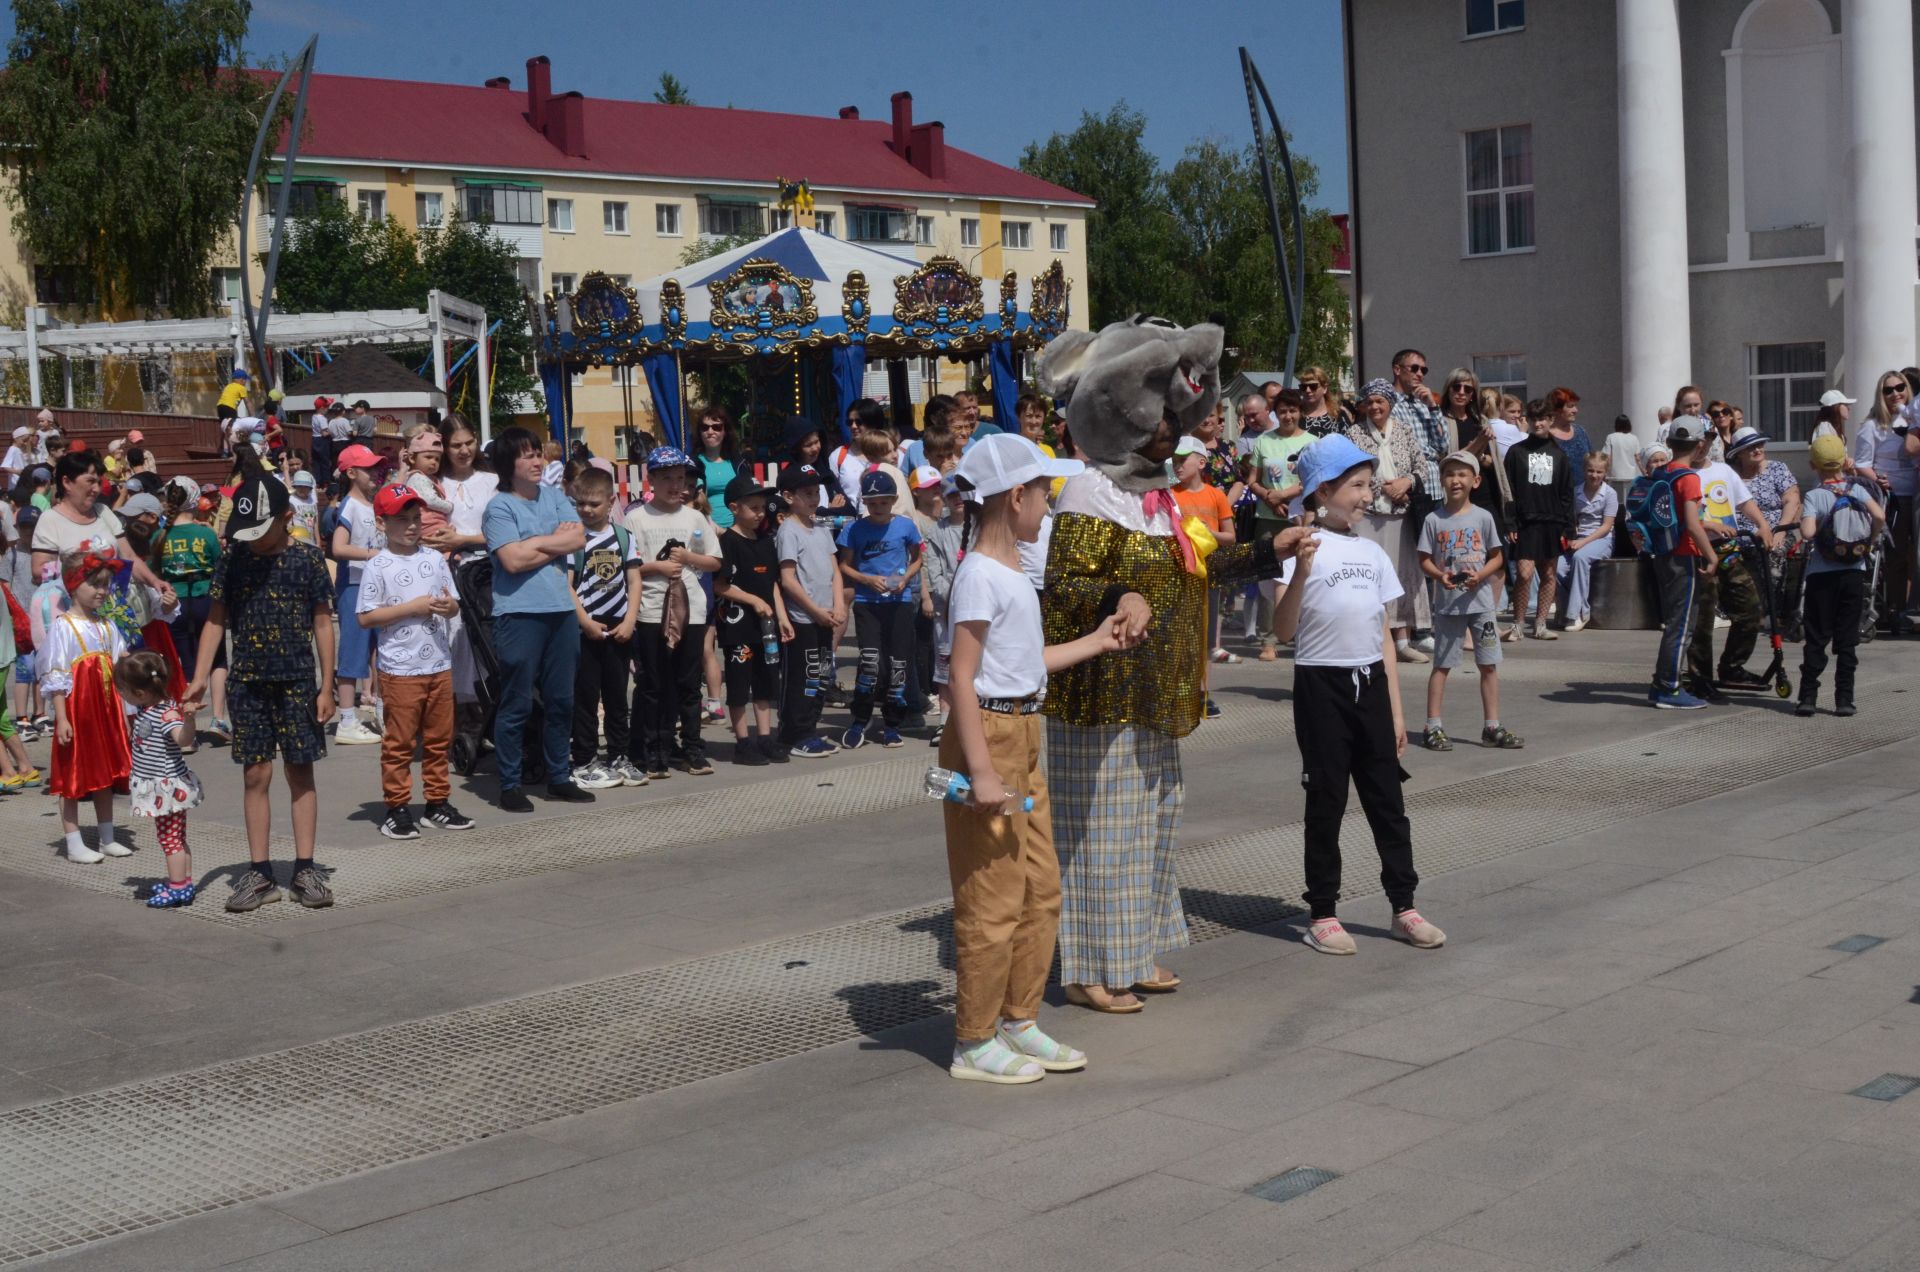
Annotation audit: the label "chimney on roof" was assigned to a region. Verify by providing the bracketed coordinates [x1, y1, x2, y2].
[548, 91, 588, 158]
[909, 120, 946, 179]
[484, 76, 511, 89]
[890, 91, 912, 158]
[526, 55, 551, 131]
[838, 105, 860, 120]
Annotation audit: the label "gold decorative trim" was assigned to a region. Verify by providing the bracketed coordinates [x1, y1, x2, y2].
[893, 255, 984, 324]
[842, 270, 871, 337]
[1030, 259, 1070, 330]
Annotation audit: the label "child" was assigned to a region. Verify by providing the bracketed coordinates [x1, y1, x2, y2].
[837, 468, 923, 749]
[288, 469, 320, 546]
[1796, 434, 1884, 717]
[1640, 420, 1717, 710]
[356, 483, 472, 840]
[1504, 397, 1574, 639]
[1417, 451, 1520, 751]
[44, 550, 134, 863]
[716, 473, 792, 766]
[398, 425, 454, 544]
[1274, 436, 1445, 955]
[941, 434, 1121, 1084]
[623, 447, 723, 779]
[1556, 452, 1619, 632]
[185, 475, 337, 911]
[541, 440, 565, 488]
[1172, 435, 1237, 716]
[329, 443, 384, 745]
[775, 462, 846, 757]
[118, 650, 202, 907]
[567, 466, 644, 789]
[913, 468, 964, 743]
[1246, 387, 1312, 659]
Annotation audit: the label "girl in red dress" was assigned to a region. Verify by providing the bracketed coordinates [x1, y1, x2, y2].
[46, 551, 133, 863]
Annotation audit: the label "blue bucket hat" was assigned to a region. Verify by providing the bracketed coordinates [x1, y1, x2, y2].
[1288, 434, 1379, 517]
[645, 445, 694, 472]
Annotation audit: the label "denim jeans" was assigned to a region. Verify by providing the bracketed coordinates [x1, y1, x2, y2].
[493, 610, 580, 790]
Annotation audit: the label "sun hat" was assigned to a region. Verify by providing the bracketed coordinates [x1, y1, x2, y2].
[291, 469, 316, 489]
[953, 433, 1083, 500]
[1287, 434, 1379, 517]
[1725, 426, 1768, 458]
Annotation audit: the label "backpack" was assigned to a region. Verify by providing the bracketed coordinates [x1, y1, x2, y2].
[1624, 469, 1683, 556]
[572, 524, 631, 578]
[1814, 481, 1877, 563]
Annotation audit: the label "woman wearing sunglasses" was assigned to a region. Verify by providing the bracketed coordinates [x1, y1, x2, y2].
[1859, 370, 1919, 632]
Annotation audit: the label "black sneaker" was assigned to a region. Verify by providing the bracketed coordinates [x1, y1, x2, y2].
[678, 752, 715, 776]
[290, 864, 334, 908]
[760, 735, 790, 764]
[423, 801, 475, 830]
[1687, 680, 1731, 706]
[546, 781, 596, 803]
[498, 787, 534, 813]
[1718, 666, 1767, 689]
[1795, 699, 1818, 717]
[1836, 699, 1857, 717]
[379, 807, 420, 840]
[224, 870, 282, 913]
[734, 739, 770, 767]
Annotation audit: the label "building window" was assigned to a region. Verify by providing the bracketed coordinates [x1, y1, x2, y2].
[610, 274, 631, 289]
[279, 179, 339, 217]
[464, 184, 541, 225]
[603, 201, 629, 234]
[1049, 223, 1069, 252]
[211, 268, 242, 303]
[33, 266, 92, 306]
[769, 207, 793, 231]
[547, 198, 574, 232]
[1466, 0, 1524, 36]
[1750, 342, 1826, 443]
[916, 216, 936, 246]
[700, 199, 763, 237]
[849, 206, 914, 242]
[1471, 354, 1528, 403]
[416, 192, 443, 226]
[356, 189, 386, 222]
[1002, 221, 1032, 250]
[1464, 125, 1534, 256]
[960, 218, 980, 248]
[655, 203, 681, 236]
[815, 210, 836, 237]
[550, 272, 577, 296]
[514, 258, 541, 292]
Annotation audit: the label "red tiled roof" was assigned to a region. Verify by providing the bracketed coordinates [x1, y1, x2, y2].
[273, 71, 1091, 206]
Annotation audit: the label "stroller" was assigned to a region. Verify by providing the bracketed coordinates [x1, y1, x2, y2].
[1732, 532, 1794, 700]
[450, 555, 547, 781]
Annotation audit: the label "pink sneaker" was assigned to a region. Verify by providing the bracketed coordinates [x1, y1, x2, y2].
[1391, 909, 1446, 948]
[1306, 917, 1357, 955]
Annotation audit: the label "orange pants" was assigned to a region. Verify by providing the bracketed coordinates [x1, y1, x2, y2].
[380, 671, 454, 807]
[939, 710, 1059, 1042]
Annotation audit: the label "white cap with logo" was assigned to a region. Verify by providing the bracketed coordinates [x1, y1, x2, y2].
[954, 433, 1082, 500]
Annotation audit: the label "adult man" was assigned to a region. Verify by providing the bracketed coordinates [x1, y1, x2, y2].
[1389, 349, 1447, 649]
[1234, 393, 1271, 458]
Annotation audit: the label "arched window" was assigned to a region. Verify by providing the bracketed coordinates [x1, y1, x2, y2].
[1724, 0, 1840, 262]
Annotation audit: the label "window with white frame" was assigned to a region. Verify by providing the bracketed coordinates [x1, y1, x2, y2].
[212, 268, 242, 302]
[915, 216, 936, 246]
[1472, 353, 1528, 403]
[603, 201, 629, 234]
[814, 210, 836, 237]
[960, 217, 980, 248]
[1749, 342, 1826, 443]
[1002, 220, 1032, 249]
[769, 207, 793, 231]
[848, 205, 914, 242]
[655, 203, 682, 236]
[415, 191, 443, 226]
[1049, 223, 1069, 252]
[356, 189, 386, 222]
[1466, 0, 1523, 37]
[550, 273, 577, 296]
[1465, 125, 1533, 255]
[547, 198, 573, 232]
[700, 199, 762, 237]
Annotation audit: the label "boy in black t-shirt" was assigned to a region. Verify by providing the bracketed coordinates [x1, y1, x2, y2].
[568, 467, 643, 789]
[716, 473, 792, 766]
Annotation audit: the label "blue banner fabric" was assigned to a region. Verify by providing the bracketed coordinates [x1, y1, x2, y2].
[831, 344, 866, 443]
[538, 360, 571, 445]
[988, 340, 1021, 431]
[641, 352, 684, 450]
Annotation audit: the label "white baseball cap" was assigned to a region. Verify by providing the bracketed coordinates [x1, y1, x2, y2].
[1819, 389, 1856, 407]
[909, 464, 944, 491]
[1173, 435, 1210, 458]
[954, 433, 1082, 500]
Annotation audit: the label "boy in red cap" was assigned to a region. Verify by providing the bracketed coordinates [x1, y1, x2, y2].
[356, 483, 469, 840]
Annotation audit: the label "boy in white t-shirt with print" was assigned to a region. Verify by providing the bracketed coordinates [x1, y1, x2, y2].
[1274, 435, 1445, 958]
[356, 484, 472, 840]
[623, 447, 723, 779]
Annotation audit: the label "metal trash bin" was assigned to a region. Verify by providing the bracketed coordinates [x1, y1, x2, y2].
[1586, 556, 1660, 630]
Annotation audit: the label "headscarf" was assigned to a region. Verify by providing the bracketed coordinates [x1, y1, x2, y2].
[1360, 378, 1397, 405]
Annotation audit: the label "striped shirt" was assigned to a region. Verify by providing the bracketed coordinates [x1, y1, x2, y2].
[130, 702, 189, 785]
[570, 525, 638, 624]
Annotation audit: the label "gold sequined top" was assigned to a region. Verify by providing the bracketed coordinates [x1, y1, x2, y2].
[1041, 512, 1276, 738]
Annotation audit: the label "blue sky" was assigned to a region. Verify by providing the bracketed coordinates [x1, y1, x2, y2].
[228, 0, 1351, 211]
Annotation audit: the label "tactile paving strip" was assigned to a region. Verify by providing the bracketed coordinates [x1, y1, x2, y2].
[1, 697, 1916, 1264]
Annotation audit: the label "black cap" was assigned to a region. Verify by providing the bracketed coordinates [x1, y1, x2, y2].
[723, 472, 771, 504]
[776, 462, 829, 492]
[227, 475, 290, 542]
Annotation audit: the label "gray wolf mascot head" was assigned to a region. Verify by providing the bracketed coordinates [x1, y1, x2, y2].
[1036, 315, 1225, 494]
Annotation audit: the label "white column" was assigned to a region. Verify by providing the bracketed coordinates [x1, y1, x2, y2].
[1617, 0, 1693, 442]
[1842, 0, 1919, 396]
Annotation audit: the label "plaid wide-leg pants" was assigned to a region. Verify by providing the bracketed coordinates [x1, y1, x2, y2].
[1046, 719, 1188, 987]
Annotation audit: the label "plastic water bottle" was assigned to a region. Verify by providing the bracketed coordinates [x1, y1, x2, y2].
[925, 766, 1035, 813]
[760, 614, 780, 665]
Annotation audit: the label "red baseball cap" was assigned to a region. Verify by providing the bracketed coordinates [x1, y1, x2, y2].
[373, 483, 425, 518]
[334, 442, 379, 473]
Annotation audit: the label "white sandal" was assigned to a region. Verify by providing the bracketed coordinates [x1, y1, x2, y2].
[950, 1036, 1045, 1085]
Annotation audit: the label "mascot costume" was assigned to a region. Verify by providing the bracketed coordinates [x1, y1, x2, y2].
[1038, 316, 1301, 1011]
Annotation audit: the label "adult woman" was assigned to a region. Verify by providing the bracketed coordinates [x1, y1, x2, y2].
[1812, 401, 1849, 444]
[30, 451, 175, 608]
[1197, 400, 1243, 501]
[481, 427, 589, 810]
[426, 414, 498, 713]
[780, 414, 846, 507]
[1698, 401, 1736, 465]
[1728, 429, 1798, 549]
[1344, 379, 1429, 658]
[1297, 365, 1340, 437]
[692, 404, 740, 529]
[1547, 387, 1590, 471]
[1860, 369, 1920, 630]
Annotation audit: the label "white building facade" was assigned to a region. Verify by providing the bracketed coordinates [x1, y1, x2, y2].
[1346, 0, 1919, 446]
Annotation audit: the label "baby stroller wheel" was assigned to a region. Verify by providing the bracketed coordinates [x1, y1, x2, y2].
[1775, 679, 1792, 700]
[452, 734, 477, 775]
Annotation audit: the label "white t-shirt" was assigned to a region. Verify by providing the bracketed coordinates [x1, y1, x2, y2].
[335, 495, 384, 587]
[623, 500, 720, 624]
[1288, 529, 1402, 668]
[948, 553, 1046, 698]
[443, 470, 500, 561]
[356, 548, 456, 676]
[31, 505, 123, 560]
[1489, 419, 1526, 460]
[1696, 461, 1754, 530]
[1603, 431, 1642, 482]
[1018, 513, 1053, 589]
[1, 444, 29, 483]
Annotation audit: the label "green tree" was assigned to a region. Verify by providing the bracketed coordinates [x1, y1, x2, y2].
[0, 0, 284, 316]
[652, 72, 694, 105]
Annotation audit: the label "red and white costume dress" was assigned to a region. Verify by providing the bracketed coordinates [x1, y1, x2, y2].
[43, 613, 131, 799]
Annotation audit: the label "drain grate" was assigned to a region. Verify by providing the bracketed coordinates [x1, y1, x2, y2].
[1249, 1167, 1341, 1203]
[1830, 934, 1888, 954]
[1851, 1074, 1920, 1102]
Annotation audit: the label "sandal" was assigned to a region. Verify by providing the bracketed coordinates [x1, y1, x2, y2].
[1210, 648, 1242, 664]
[1130, 968, 1181, 993]
[1499, 626, 1521, 644]
[1063, 984, 1144, 1014]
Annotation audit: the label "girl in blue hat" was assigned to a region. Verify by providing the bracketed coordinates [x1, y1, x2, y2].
[1274, 436, 1446, 957]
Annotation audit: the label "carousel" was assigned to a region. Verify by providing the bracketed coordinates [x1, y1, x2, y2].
[532, 223, 1072, 448]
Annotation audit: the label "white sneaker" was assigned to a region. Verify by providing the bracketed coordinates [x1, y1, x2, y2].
[575, 762, 623, 791]
[334, 715, 380, 745]
[611, 758, 650, 787]
[1391, 908, 1447, 948]
[1563, 616, 1588, 633]
[1410, 633, 1436, 653]
[99, 835, 133, 858]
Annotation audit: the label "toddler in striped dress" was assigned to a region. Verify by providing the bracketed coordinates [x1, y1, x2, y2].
[116, 650, 203, 908]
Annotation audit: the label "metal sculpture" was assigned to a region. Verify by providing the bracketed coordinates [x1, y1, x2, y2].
[237, 35, 319, 393]
[1239, 46, 1308, 385]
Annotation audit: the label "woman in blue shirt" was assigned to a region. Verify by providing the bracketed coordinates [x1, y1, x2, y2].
[483, 427, 592, 811]
[694, 405, 740, 529]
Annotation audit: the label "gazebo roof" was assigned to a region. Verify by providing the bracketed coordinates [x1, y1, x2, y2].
[289, 345, 441, 401]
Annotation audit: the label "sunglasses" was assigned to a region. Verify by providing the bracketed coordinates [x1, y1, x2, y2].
[1298, 381, 1322, 390]
[1885, 386, 1908, 396]
[1709, 408, 1731, 416]
[1400, 364, 1429, 375]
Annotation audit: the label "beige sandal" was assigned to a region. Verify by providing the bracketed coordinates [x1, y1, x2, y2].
[1063, 984, 1144, 1014]
[1130, 968, 1181, 993]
